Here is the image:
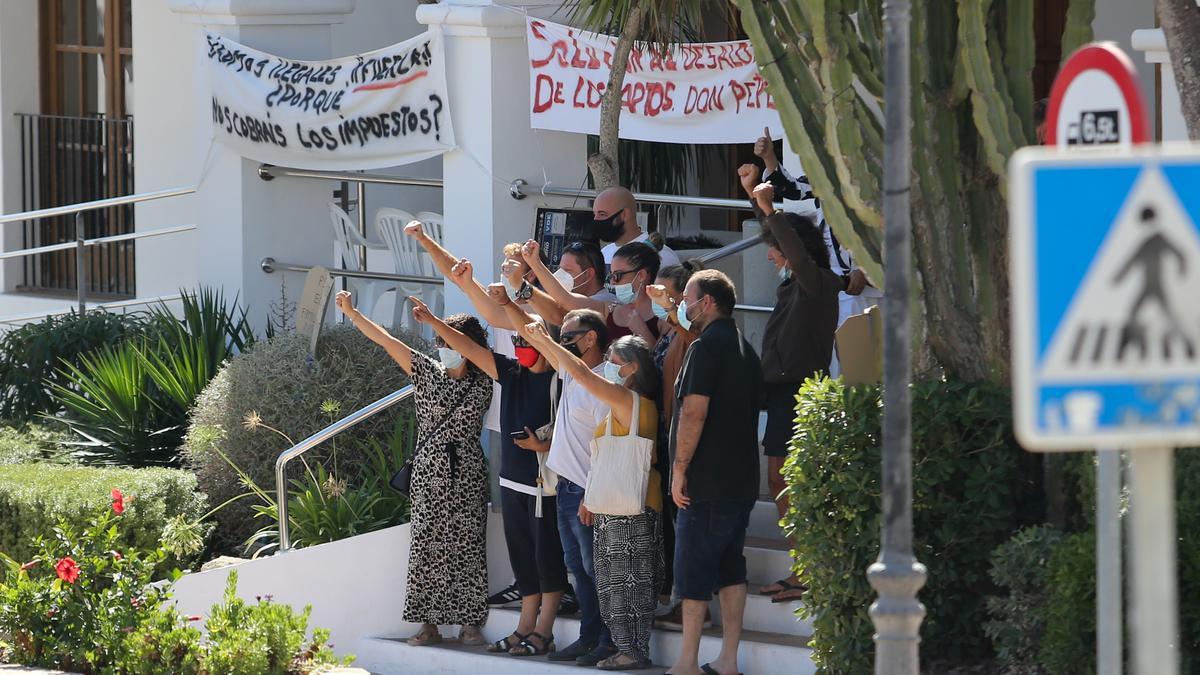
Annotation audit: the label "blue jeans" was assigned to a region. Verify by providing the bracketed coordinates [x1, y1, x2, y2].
[556, 478, 611, 647]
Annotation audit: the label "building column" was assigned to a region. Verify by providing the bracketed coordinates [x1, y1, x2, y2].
[416, 1, 586, 318]
[1132, 28, 1188, 143]
[0, 2, 40, 293]
[154, 0, 356, 331]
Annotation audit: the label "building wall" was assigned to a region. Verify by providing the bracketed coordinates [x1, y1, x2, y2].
[0, 2, 41, 294]
[1092, 0, 1158, 138]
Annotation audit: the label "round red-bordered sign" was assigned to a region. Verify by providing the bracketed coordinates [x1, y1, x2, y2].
[1045, 43, 1149, 147]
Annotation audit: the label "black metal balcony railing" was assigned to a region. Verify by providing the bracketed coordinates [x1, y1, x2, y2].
[18, 113, 135, 297]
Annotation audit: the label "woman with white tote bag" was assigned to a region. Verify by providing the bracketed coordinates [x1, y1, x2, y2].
[520, 323, 663, 672]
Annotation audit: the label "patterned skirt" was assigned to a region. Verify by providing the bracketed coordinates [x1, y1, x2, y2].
[593, 509, 664, 661]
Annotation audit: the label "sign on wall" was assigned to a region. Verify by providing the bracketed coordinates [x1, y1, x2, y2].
[526, 18, 783, 144]
[205, 30, 455, 170]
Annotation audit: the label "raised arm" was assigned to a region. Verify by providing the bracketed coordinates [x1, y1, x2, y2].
[404, 220, 458, 279]
[336, 290, 414, 375]
[448, 258, 512, 329]
[410, 294, 499, 380]
[521, 239, 609, 315]
[520, 321, 638, 429]
[737, 167, 824, 295]
[484, 282, 559, 368]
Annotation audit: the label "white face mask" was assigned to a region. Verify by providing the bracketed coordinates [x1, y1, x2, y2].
[603, 360, 625, 384]
[438, 347, 465, 370]
[552, 267, 585, 292]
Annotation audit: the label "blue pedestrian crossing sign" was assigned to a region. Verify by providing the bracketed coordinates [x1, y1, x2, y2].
[1010, 146, 1200, 451]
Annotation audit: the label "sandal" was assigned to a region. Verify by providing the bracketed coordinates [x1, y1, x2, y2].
[597, 652, 653, 670]
[407, 625, 443, 646]
[759, 577, 805, 595]
[771, 579, 807, 604]
[459, 625, 486, 647]
[509, 631, 555, 656]
[486, 631, 526, 653]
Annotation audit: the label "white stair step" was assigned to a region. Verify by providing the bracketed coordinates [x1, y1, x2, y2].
[725, 585, 812, 636]
[744, 535, 795, 587]
[354, 621, 813, 675]
[748, 499, 785, 540]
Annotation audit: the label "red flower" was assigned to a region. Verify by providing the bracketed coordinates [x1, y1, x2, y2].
[54, 557, 80, 584]
[19, 560, 38, 572]
[111, 489, 125, 515]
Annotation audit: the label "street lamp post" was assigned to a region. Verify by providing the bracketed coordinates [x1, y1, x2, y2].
[867, 0, 927, 673]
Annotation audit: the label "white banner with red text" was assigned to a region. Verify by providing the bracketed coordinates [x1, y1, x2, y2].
[526, 18, 781, 144]
[204, 30, 454, 170]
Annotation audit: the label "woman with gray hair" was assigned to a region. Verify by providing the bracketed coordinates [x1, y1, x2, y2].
[520, 324, 664, 671]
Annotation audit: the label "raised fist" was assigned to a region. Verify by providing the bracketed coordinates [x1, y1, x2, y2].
[754, 126, 779, 172]
[521, 320, 550, 343]
[521, 239, 541, 265]
[486, 282, 509, 305]
[738, 164, 761, 198]
[752, 182, 776, 212]
[403, 220, 423, 238]
[334, 290, 354, 314]
[645, 283, 672, 309]
[450, 258, 473, 285]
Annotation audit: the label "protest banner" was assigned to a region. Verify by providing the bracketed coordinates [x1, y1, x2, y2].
[526, 18, 782, 144]
[205, 30, 455, 170]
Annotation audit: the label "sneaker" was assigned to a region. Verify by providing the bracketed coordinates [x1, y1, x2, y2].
[653, 602, 712, 632]
[486, 582, 521, 608]
[576, 643, 618, 666]
[548, 638, 597, 662]
[558, 589, 580, 616]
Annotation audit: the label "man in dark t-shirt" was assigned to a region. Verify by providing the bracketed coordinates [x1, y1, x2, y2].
[667, 269, 763, 675]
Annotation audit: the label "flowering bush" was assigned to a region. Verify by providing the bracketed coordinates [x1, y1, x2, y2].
[0, 490, 353, 674]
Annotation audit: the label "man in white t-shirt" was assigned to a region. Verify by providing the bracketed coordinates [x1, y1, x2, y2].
[541, 308, 617, 665]
[593, 186, 681, 268]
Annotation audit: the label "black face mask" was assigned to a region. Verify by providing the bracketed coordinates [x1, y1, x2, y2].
[563, 340, 585, 358]
[592, 212, 624, 243]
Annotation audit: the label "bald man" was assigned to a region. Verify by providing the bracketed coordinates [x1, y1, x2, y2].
[592, 187, 681, 268]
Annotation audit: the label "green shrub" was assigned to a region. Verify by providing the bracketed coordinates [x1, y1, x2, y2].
[184, 325, 424, 551]
[983, 525, 1064, 673]
[0, 425, 70, 466]
[0, 464, 208, 572]
[0, 310, 147, 423]
[785, 377, 1035, 673]
[0, 502, 349, 675]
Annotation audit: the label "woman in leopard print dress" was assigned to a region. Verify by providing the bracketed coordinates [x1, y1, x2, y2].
[337, 291, 493, 647]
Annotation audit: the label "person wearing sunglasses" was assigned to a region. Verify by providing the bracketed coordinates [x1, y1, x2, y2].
[519, 321, 664, 672]
[335, 290, 493, 648]
[518, 238, 663, 345]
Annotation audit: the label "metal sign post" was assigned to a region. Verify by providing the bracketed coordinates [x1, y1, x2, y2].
[1043, 42, 1150, 675]
[1010, 146, 1200, 675]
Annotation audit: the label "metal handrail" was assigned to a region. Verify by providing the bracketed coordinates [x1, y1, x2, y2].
[695, 234, 764, 265]
[0, 186, 196, 225]
[258, 164, 444, 189]
[276, 385, 416, 552]
[0, 224, 196, 261]
[0, 293, 185, 326]
[261, 258, 445, 285]
[510, 179, 783, 212]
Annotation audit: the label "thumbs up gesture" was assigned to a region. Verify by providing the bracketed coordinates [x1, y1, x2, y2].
[754, 126, 780, 172]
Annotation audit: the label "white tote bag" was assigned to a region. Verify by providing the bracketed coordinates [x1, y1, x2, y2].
[583, 391, 653, 516]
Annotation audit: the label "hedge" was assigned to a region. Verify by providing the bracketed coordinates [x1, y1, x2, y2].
[0, 464, 208, 572]
[784, 377, 1042, 673]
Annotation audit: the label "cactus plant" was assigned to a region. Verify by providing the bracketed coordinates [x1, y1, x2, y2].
[736, 0, 1096, 383]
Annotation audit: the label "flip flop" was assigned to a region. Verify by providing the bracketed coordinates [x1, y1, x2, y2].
[701, 663, 744, 675]
[760, 578, 806, 596]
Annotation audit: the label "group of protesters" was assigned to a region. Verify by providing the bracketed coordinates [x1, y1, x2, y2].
[334, 130, 878, 674]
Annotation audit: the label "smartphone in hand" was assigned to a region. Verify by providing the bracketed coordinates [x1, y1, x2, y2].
[509, 430, 530, 440]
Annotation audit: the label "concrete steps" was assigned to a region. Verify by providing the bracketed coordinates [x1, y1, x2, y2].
[355, 623, 813, 675]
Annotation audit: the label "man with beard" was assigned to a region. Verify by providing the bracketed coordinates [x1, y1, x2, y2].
[592, 187, 681, 269]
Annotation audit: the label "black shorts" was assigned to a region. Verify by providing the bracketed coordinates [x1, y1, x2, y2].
[763, 382, 801, 457]
[501, 486, 569, 596]
[672, 500, 754, 601]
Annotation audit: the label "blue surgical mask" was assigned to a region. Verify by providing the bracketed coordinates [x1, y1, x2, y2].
[438, 347, 465, 370]
[603, 360, 625, 384]
[778, 266, 793, 282]
[614, 282, 637, 305]
[676, 299, 694, 331]
[651, 302, 670, 321]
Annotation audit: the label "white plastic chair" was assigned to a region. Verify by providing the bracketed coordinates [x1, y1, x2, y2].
[330, 203, 395, 321]
[376, 207, 444, 335]
[413, 211, 445, 250]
